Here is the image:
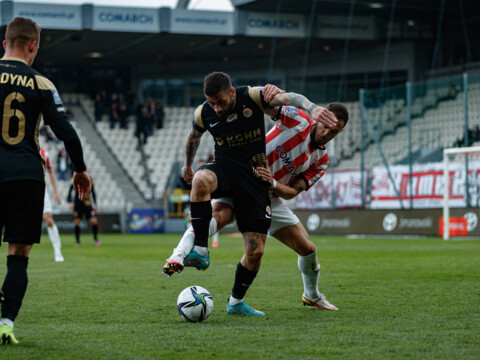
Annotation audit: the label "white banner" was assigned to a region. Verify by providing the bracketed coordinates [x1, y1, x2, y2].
[371, 162, 480, 209]
[244, 11, 305, 38]
[171, 9, 234, 35]
[93, 6, 159, 32]
[14, 3, 82, 30]
[295, 170, 367, 209]
[316, 15, 377, 40]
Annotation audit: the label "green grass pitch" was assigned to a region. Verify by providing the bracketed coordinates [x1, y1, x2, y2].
[1, 233, 479, 359]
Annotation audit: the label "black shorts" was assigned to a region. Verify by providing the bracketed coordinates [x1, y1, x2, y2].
[0, 180, 45, 245]
[73, 202, 96, 220]
[200, 163, 271, 234]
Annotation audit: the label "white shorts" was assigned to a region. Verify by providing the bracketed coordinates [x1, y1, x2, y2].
[43, 187, 52, 214]
[213, 196, 299, 235]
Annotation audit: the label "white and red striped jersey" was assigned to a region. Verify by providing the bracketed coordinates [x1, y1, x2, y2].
[266, 106, 329, 190]
[40, 148, 52, 170]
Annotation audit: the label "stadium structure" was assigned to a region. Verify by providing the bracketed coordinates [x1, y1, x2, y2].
[1, 0, 479, 237]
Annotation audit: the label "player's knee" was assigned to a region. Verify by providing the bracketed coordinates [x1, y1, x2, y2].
[298, 241, 316, 257]
[248, 247, 264, 262]
[192, 171, 216, 195]
[43, 214, 54, 227]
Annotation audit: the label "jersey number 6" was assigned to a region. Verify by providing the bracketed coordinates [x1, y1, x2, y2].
[2, 92, 26, 145]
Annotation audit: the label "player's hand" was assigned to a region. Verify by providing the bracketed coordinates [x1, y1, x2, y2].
[73, 171, 91, 201]
[256, 166, 274, 186]
[181, 165, 195, 185]
[69, 202, 74, 210]
[311, 106, 338, 128]
[54, 193, 62, 205]
[263, 84, 285, 102]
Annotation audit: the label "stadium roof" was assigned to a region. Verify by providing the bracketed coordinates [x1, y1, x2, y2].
[2, 0, 477, 75]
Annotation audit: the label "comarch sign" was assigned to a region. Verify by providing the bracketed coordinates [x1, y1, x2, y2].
[171, 9, 234, 35]
[244, 11, 305, 38]
[13, 3, 82, 30]
[93, 6, 160, 32]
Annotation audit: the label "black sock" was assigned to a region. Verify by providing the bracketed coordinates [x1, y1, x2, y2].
[92, 224, 98, 241]
[1, 255, 29, 322]
[74, 225, 80, 243]
[190, 201, 212, 248]
[231, 262, 258, 300]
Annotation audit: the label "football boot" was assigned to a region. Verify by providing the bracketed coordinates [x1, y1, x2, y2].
[302, 293, 338, 311]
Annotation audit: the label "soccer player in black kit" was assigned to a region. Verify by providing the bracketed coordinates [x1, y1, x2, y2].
[164, 72, 338, 316]
[0, 17, 91, 344]
[68, 179, 100, 246]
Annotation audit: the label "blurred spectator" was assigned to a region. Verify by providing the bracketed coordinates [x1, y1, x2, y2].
[455, 127, 475, 147]
[40, 125, 58, 143]
[125, 89, 136, 115]
[183, 204, 191, 230]
[94, 93, 105, 122]
[155, 102, 165, 129]
[145, 98, 156, 136]
[57, 146, 69, 181]
[473, 125, 480, 143]
[448, 84, 458, 99]
[135, 100, 148, 145]
[109, 91, 119, 110]
[119, 101, 129, 129]
[66, 106, 74, 120]
[110, 102, 119, 129]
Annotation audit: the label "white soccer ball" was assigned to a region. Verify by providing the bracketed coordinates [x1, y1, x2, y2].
[177, 286, 214, 323]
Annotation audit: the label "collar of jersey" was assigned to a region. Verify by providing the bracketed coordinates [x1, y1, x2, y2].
[1, 57, 28, 65]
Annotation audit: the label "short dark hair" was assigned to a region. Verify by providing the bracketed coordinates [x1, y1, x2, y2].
[327, 102, 349, 125]
[204, 72, 232, 97]
[6, 17, 41, 48]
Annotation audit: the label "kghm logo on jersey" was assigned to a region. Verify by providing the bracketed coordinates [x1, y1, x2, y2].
[216, 128, 262, 147]
[226, 113, 238, 122]
[243, 108, 253, 118]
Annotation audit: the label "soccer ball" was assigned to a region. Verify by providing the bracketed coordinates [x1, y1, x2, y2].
[177, 286, 214, 323]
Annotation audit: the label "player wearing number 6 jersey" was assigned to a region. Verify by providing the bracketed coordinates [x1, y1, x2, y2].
[165, 86, 348, 312]
[0, 17, 91, 345]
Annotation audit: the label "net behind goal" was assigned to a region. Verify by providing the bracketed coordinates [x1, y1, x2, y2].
[443, 146, 480, 240]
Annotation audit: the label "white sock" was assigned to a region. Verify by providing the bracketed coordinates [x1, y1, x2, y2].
[228, 296, 242, 306]
[194, 245, 208, 256]
[298, 251, 321, 299]
[0, 318, 14, 328]
[171, 218, 218, 259]
[47, 224, 62, 255]
[208, 217, 218, 238]
[212, 232, 219, 243]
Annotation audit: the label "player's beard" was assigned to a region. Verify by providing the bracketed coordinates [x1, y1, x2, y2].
[218, 95, 235, 119]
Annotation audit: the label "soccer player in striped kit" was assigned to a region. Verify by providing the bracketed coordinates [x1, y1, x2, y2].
[40, 148, 64, 262]
[165, 85, 348, 312]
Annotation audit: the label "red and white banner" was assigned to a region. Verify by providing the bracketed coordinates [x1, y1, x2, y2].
[438, 217, 468, 237]
[294, 169, 367, 209]
[371, 162, 480, 209]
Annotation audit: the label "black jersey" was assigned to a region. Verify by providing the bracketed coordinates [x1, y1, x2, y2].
[68, 180, 96, 207]
[0, 57, 86, 183]
[193, 86, 270, 171]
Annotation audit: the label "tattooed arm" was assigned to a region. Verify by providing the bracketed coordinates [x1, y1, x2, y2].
[269, 92, 338, 127]
[181, 127, 204, 184]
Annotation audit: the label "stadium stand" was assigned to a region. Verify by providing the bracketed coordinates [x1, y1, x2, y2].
[74, 79, 479, 207]
[40, 112, 128, 213]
